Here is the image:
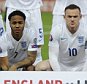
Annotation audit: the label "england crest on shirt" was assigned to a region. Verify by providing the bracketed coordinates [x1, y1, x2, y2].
[78, 36, 84, 43]
[21, 41, 27, 48]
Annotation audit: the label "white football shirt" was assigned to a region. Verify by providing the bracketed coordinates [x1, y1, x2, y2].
[7, 28, 37, 66]
[53, 0, 87, 15]
[49, 22, 87, 71]
[0, 33, 8, 57]
[5, 0, 43, 10]
[0, 14, 7, 57]
[0, 15, 5, 36]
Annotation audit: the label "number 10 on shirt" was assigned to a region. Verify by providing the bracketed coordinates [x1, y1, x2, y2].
[68, 48, 77, 56]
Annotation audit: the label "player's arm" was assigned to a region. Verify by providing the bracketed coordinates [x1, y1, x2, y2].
[0, 34, 9, 71]
[49, 26, 61, 71]
[9, 51, 37, 71]
[0, 56, 9, 71]
[83, 41, 87, 71]
[49, 41, 61, 71]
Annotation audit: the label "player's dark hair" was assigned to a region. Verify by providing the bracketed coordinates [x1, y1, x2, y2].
[8, 10, 26, 21]
[64, 4, 81, 13]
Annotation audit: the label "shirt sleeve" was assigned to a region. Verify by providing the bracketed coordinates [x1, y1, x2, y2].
[49, 44, 61, 71]
[83, 49, 87, 71]
[28, 29, 38, 51]
[83, 28, 87, 71]
[0, 33, 8, 57]
[49, 25, 61, 71]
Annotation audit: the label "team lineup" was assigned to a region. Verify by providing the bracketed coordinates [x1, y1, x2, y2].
[0, 0, 87, 71]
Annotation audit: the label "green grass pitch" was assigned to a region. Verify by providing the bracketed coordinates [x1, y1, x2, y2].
[41, 12, 52, 60]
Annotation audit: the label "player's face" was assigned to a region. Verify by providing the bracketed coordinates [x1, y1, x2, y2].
[64, 9, 81, 34]
[10, 15, 25, 36]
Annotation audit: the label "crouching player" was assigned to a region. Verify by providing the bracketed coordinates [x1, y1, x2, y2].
[7, 10, 38, 71]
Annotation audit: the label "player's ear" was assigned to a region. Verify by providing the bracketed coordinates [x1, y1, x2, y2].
[9, 21, 10, 25]
[80, 14, 82, 19]
[63, 15, 65, 19]
[9, 21, 11, 27]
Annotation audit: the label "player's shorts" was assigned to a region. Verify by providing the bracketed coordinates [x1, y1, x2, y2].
[6, 7, 44, 45]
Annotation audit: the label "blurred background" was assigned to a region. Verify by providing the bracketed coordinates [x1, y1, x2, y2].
[0, 0, 55, 12]
[0, 0, 56, 60]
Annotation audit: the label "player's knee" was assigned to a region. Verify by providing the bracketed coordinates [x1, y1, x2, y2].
[23, 65, 35, 71]
[27, 65, 35, 71]
[35, 60, 52, 71]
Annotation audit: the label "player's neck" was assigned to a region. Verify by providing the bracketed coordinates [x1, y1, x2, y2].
[11, 32, 23, 41]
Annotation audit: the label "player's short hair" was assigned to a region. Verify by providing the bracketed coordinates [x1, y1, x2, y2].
[64, 4, 81, 13]
[8, 10, 26, 21]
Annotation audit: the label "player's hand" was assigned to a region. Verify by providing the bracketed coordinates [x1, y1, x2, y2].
[9, 65, 17, 71]
[1, 65, 8, 71]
